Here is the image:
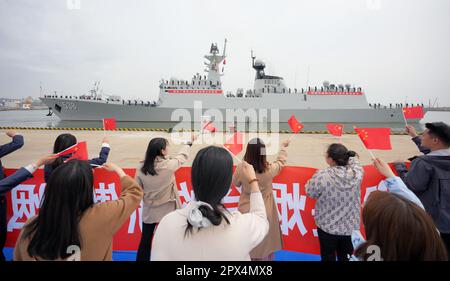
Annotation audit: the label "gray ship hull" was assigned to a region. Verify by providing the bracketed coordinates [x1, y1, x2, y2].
[40, 97, 420, 124]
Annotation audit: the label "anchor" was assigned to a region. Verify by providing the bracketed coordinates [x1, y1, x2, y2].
[46, 108, 53, 116]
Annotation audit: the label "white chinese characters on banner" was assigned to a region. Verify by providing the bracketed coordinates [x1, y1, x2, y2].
[7, 182, 120, 232]
[8, 179, 379, 239]
[7, 184, 46, 232]
[273, 183, 309, 236]
[95, 182, 118, 203]
[174, 181, 312, 237]
[128, 201, 143, 233]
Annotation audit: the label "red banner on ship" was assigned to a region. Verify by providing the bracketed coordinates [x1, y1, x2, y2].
[307, 91, 363, 96]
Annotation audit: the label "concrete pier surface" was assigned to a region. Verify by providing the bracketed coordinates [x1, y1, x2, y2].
[0, 130, 421, 170]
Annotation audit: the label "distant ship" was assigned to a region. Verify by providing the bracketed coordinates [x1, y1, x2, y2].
[40, 40, 424, 126]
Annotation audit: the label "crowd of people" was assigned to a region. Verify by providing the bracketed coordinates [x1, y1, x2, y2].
[0, 121, 449, 261]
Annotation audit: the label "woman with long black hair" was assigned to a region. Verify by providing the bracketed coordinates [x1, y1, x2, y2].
[14, 160, 143, 261]
[44, 133, 110, 182]
[135, 134, 197, 261]
[151, 146, 269, 261]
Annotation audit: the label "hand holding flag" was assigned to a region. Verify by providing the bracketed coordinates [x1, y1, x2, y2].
[56, 142, 89, 161]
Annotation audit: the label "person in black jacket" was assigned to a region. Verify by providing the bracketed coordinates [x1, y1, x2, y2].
[394, 122, 450, 257]
[0, 130, 24, 261]
[44, 133, 111, 182]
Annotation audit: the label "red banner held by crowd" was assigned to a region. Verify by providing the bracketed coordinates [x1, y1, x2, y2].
[4, 165, 392, 255]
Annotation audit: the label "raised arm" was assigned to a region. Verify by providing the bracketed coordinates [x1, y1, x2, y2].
[0, 168, 32, 195]
[89, 137, 110, 166]
[0, 131, 24, 158]
[268, 140, 289, 177]
[236, 161, 269, 249]
[1, 154, 56, 195]
[372, 158, 425, 208]
[406, 125, 431, 155]
[411, 136, 431, 155]
[232, 166, 243, 190]
[95, 163, 143, 235]
[385, 176, 425, 209]
[166, 144, 191, 171]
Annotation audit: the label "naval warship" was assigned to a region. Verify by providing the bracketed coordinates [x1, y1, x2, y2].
[40, 40, 424, 127]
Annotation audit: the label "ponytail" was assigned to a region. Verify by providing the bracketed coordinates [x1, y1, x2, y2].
[184, 203, 230, 237]
[347, 150, 357, 158]
[184, 146, 234, 238]
[327, 143, 358, 166]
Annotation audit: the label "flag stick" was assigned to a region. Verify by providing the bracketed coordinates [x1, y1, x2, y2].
[401, 109, 409, 127]
[102, 119, 107, 138]
[56, 142, 78, 156]
[288, 134, 295, 142]
[367, 149, 376, 160]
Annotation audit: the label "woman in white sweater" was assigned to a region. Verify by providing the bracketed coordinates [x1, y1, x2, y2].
[151, 146, 269, 261]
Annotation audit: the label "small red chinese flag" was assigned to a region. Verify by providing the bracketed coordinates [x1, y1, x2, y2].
[202, 121, 217, 133]
[403, 106, 424, 119]
[56, 142, 89, 161]
[354, 127, 392, 150]
[326, 123, 344, 137]
[224, 132, 243, 156]
[288, 115, 304, 134]
[103, 118, 117, 130]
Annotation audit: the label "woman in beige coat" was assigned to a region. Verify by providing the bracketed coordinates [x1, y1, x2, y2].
[233, 138, 289, 260]
[135, 135, 197, 261]
[14, 160, 143, 261]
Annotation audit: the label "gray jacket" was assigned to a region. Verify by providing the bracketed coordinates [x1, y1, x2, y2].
[395, 137, 450, 233]
[306, 157, 364, 236]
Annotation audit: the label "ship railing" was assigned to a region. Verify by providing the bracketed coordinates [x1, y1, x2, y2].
[307, 86, 363, 93]
[42, 94, 159, 107]
[369, 102, 426, 109]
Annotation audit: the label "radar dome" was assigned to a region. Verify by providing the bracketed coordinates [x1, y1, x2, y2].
[254, 60, 265, 67]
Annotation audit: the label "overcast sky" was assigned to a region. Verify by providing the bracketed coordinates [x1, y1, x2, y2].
[1, 0, 449, 106]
